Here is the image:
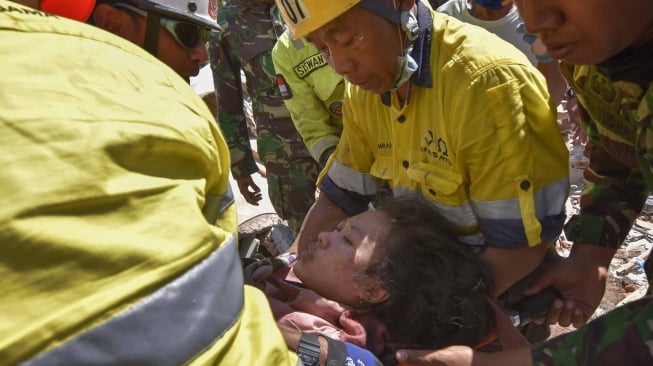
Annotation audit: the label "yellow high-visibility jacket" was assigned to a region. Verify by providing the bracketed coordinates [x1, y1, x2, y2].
[325, 8, 569, 248]
[0, 2, 296, 365]
[272, 31, 345, 164]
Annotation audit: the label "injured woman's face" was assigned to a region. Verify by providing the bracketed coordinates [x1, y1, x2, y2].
[293, 210, 390, 308]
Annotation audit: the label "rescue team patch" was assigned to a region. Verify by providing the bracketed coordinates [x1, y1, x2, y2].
[294, 53, 327, 79]
[277, 0, 311, 25]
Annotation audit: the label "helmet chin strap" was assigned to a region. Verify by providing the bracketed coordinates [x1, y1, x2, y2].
[143, 12, 161, 56]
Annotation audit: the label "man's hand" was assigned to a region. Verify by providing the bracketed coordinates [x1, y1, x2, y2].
[243, 253, 297, 288]
[236, 175, 263, 205]
[524, 244, 615, 328]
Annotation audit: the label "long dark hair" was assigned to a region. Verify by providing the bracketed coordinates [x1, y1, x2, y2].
[362, 196, 495, 349]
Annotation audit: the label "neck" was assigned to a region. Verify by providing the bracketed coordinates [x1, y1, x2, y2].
[468, 0, 512, 21]
[396, 82, 410, 106]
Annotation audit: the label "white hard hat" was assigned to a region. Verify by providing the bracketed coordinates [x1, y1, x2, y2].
[123, 0, 220, 30]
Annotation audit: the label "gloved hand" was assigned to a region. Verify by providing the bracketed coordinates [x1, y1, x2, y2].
[516, 22, 554, 63]
[243, 252, 297, 286]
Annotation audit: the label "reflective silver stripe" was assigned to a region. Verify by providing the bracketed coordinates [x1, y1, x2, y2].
[392, 187, 479, 227]
[391, 188, 484, 245]
[22, 237, 243, 366]
[311, 136, 339, 163]
[203, 185, 235, 224]
[457, 232, 485, 246]
[328, 160, 383, 195]
[470, 178, 568, 220]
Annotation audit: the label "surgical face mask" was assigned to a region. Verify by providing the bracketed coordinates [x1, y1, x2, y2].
[388, 53, 418, 91]
[475, 0, 505, 10]
[388, 10, 419, 91]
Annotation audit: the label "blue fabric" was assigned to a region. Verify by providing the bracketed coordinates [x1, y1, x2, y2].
[344, 342, 381, 366]
[475, 0, 504, 10]
[319, 176, 374, 216]
[478, 213, 566, 248]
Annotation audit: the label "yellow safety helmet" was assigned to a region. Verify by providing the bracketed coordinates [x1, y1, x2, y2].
[275, 0, 361, 39]
[276, 0, 404, 39]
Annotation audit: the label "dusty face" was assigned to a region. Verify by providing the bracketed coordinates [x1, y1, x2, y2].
[306, 4, 403, 94]
[293, 210, 391, 306]
[97, 4, 209, 82]
[151, 23, 209, 82]
[515, 0, 653, 64]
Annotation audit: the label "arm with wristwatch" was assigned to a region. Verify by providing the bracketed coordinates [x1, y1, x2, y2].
[279, 323, 383, 366]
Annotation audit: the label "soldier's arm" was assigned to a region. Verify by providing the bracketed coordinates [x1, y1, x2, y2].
[209, 34, 258, 179]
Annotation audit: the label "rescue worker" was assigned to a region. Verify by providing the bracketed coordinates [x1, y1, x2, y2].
[209, 0, 320, 233]
[2, 2, 387, 365]
[0, 1, 296, 365]
[516, 0, 653, 331]
[277, 0, 569, 301]
[91, 0, 212, 83]
[395, 0, 653, 364]
[271, 31, 345, 169]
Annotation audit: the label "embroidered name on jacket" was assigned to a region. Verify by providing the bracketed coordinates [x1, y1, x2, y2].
[294, 53, 327, 78]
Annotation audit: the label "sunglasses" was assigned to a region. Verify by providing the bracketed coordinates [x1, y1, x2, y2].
[113, 3, 211, 50]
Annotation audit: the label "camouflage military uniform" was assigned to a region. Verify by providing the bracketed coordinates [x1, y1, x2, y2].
[561, 60, 653, 284]
[532, 296, 653, 365]
[209, 0, 319, 232]
[537, 52, 653, 363]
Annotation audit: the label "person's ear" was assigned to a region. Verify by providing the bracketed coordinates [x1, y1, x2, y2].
[93, 4, 128, 35]
[363, 282, 389, 304]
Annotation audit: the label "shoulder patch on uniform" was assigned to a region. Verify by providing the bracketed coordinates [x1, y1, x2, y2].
[276, 74, 293, 99]
[293, 53, 327, 79]
[328, 101, 342, 117]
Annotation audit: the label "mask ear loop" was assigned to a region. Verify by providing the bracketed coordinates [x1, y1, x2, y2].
[400, 9, 419, 42]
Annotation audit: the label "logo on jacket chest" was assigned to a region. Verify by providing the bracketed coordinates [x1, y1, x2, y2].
[420, 130, 452, 166]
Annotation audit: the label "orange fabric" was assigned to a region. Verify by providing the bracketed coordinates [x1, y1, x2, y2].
[41, 0, 96, 21]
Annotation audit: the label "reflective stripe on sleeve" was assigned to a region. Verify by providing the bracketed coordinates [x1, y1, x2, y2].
[203, 185, 235, 224]
[391, 187, 484, 246]
[311, 135, 340, 163]
[22, 236, 243, 366]
[470, 178, 568, 220]
[328, 159, 383, 195]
